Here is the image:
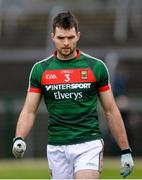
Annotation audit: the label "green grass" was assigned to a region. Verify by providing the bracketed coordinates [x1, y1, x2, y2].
[0, 157, 141, 179]
[101, 157, 142, 179]
[0, 159, 49, 179]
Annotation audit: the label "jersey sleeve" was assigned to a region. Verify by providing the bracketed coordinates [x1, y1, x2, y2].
[96, 60, 110, 92]
[28, 63, 42, 93]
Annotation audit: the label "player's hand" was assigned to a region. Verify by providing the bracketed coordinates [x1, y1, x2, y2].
[120, 149, 134, 178]
[12, 137, 26, 158]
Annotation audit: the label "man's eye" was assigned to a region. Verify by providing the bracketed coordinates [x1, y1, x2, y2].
[68, 36, 74, 39]
[58, 37, 64, 40]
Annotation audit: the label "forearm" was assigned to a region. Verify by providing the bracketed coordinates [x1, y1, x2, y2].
[16, 110, 36, 139]
[99, 81, 134, 178]
[105, 107, 129, 150]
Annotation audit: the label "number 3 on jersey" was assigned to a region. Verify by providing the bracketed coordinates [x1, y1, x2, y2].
[64, 74, 70, 82]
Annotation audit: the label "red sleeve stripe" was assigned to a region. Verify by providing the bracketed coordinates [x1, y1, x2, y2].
[98, 84, 110, 92]
[28, 87, 42, 93]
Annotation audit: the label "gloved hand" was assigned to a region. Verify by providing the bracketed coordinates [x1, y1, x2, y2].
[120, 148, 134, 178]
[12, 137, 26, 158]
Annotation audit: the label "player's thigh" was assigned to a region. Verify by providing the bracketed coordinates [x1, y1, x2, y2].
[73, 139, 104, 177]
[47, 145, 73, 179]
[74, 169, 100, 179]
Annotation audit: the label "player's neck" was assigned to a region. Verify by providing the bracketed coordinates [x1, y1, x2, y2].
[57, 50, 77, 61]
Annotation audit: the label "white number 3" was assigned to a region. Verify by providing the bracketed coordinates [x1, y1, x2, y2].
[64, 74, 70, 82]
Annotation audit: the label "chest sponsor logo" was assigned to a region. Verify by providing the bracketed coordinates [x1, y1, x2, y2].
[45, 83, 91, 91]
[54, 91, 82, 100]
[45, 83, 91, 100]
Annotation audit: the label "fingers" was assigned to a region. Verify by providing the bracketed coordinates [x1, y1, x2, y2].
[120, 162, 134, 178]
[120, 166, 131, 178]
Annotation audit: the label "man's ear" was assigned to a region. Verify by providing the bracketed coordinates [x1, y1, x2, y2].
[51, 32, 55, 40]
[77, 31, 80, 41]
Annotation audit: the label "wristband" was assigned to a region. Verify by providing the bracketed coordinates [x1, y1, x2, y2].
[121, 148, 132, 154]
[13, 137, 24, 143]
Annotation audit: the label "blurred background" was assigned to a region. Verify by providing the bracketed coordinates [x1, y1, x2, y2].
[0, 0, 142, 159]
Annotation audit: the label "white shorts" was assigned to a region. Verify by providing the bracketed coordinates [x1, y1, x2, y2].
[47, 139, 104, 179]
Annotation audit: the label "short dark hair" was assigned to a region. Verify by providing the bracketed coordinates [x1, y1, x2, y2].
[52, 11, 79, 33]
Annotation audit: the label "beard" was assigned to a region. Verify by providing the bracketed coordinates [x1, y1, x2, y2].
[58, 47, 76, 58]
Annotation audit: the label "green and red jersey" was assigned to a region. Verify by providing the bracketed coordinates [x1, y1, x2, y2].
[28, 49, 110, 145]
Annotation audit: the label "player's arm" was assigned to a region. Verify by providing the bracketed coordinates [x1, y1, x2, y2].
[99, 88, 134, 178]
[16, 92, 41, 138]
[12, 92, 42, 158]
[99, 89, 129, 149]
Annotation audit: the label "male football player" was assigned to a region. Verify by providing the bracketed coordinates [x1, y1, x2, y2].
[12, 11, 134, 179]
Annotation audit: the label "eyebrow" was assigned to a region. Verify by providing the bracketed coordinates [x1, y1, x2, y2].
[56, 35, 75, 38]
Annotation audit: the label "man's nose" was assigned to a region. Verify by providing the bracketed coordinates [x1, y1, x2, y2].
[64, 39, 69, 46]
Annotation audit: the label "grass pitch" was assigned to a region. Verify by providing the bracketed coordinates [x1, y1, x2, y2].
[0, 157, 141, 179]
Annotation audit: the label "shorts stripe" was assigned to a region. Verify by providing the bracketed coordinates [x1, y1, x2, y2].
[98, 139, 104, 172]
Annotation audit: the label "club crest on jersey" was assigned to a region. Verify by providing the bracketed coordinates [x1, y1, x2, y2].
[80, 70, 88, 80]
